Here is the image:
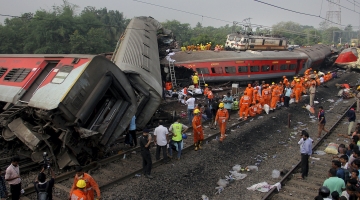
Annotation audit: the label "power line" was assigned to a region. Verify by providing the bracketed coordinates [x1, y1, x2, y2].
[133, 0, 320, 38]
[344, 0, 360, 8]
[326, 0, 360, 14]
[254, 0, 358, 28]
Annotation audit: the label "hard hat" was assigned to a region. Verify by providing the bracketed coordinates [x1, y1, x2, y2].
[272, 82, 275, 85]
[205, 84, 208, 86]
[314, 71, 317, 73]
[357, 86, 360, 90]
[194, 109, 200, 114]
[182, 133, 188, 139]
[305, 79, 308, 81]
[219, 103, 224, 108]
[296, 79, 300, 82]
[328, 72, 331, 74]
[76, 180, 86, 189]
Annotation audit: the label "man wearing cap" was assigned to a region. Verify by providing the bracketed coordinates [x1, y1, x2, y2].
[192, 109, 204, 150]
[215, 103, 229, 142]
[309, 82, 316, 107]
[140, 129, 153, 178]
[71, 180, 87, 200]
[203, 84, 209, 97]
[168, 118, 189, 160]
[70, 166, 101, 200]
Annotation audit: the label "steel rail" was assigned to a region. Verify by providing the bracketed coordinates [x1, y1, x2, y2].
[261, 101, 356, 200]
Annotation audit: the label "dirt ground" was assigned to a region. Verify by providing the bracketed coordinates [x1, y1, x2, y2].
[97, 71, 359, 200]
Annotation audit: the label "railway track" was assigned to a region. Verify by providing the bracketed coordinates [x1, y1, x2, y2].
[262, 101, 356, 200]
[19, 110, 251, 199]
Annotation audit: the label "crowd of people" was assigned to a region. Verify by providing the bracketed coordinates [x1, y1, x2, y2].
[313, 120, 360, 199]
[1, 156, 101, 200]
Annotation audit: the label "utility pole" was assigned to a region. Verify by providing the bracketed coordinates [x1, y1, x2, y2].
[326, 0, 341, 28]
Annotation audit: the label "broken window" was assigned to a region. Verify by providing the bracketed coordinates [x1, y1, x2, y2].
[211, 67, 223, 74]
[261, 65, 270, 72]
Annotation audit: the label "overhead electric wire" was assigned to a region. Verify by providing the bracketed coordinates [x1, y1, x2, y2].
[344, 0, 360, 8]
[254, 0, 358, 28]
[326, 0, 360, 14]
[133, 0, 320, 38]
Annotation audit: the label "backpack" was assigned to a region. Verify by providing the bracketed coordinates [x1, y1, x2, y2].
[36, 182, 49, 200]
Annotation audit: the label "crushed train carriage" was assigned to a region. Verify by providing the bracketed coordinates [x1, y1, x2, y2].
[0, 16, 174, 168]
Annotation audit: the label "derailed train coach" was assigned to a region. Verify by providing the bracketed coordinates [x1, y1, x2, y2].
[0, 16, 172, 168]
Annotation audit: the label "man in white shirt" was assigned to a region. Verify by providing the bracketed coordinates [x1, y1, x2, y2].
[154, 120, 170, 163]
[5, 156, 21, 200]
[185, 94, 196, 125]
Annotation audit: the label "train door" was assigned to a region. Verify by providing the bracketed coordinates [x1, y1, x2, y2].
[20, 61, 59, 102]
[279, 40, 283, 46]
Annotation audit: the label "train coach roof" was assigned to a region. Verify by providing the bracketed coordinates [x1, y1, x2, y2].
[163, 50, 308, 64]
[0, 54, 96, 58]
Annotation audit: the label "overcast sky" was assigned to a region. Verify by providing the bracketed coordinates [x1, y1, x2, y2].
[1, 0, 359, 29]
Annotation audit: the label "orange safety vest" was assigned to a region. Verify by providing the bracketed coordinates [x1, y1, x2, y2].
[240, 95, 250, 106]
[245, 87, 254, 99]
[207, 91, 214, 100]
[165, 82, 172, 90]
[204, 87, 209, 96]
[192, 115, 202, 133]
[71, 190, 87, 200]
[262, 88, 271, 99]
[70, 173, 100, 200]
[215, 109, 229, 122]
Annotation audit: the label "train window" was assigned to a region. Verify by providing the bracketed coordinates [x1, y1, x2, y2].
[225, 66, 236, 74]
[211, 67, 223, 74]
[52, 65, 74, 84]
[280, 64, 288, 70]
[250, 66, 259, 72]
[271, 65, 279, 71]
[196, 68, 209, 74]
[0, 67, 7, 78]
[251, 39, 255, 43]
[261, 65, 270, 72]
[238, 66, 248, 73]
[289, 64, 297, 70]
[4, 68, 31, 82]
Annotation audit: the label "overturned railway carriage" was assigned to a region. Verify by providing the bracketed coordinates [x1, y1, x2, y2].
[165, 44, 332, 83]
[111, 16, 171, 129]
[0, 55, 137, 168]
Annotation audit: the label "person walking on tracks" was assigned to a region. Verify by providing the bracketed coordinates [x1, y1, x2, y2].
[239, 91, 250, 120]
[347, 106, 356, 136]
[70, 180, 87, 200]
[168, 118, 189, 160]
[70, 166, 101, 200]
[215, 103, 229, 142]
[5, 156, 21, 200]
[318, 106, 330, 138]
[298, 131, 312, 179]
[140, 129, 153, 179]
[34, 167, 55, 200]
[153, 120, 169, 163]
[192, 109, 204, 151]
[284, 84, 292, 108]
[222, 92, 233, 121]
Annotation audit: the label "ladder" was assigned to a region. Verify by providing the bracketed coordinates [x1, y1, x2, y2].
[169, 60, 177, 88]
[198, 70, 206, 88]
[0, 105, 27, 118]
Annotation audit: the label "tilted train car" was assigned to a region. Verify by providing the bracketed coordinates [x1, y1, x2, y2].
[0, 55, 137, 168]
[334, 47, 359, 68]
[163, 44, 332, 83]
[111, 16, 171, 129]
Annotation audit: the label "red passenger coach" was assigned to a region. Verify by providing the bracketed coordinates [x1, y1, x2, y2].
[169, 50, 308, 82]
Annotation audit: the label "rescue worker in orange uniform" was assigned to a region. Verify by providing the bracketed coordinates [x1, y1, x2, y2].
[192, 109, 204, 151]
[255, 100, 263, 114]
[245, 84, 254, 103]
[252, 89, 261, 104]
[207, 87, 214, 105]
[71, 180, 87, 200]
[305, 67, 312, 75]
[283, 76, 289, 86]
[203, 84, 209, 97]
[291, 77, 297, 88]
[239, 91, 250, 120]
[294, 79, 303, 103]
[262, 84, 271, 106]
[270, 84, 280, 111]
[249, 103, 258, 117]
[214, 103, 229, 142]
[70, 166, 101, 200]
